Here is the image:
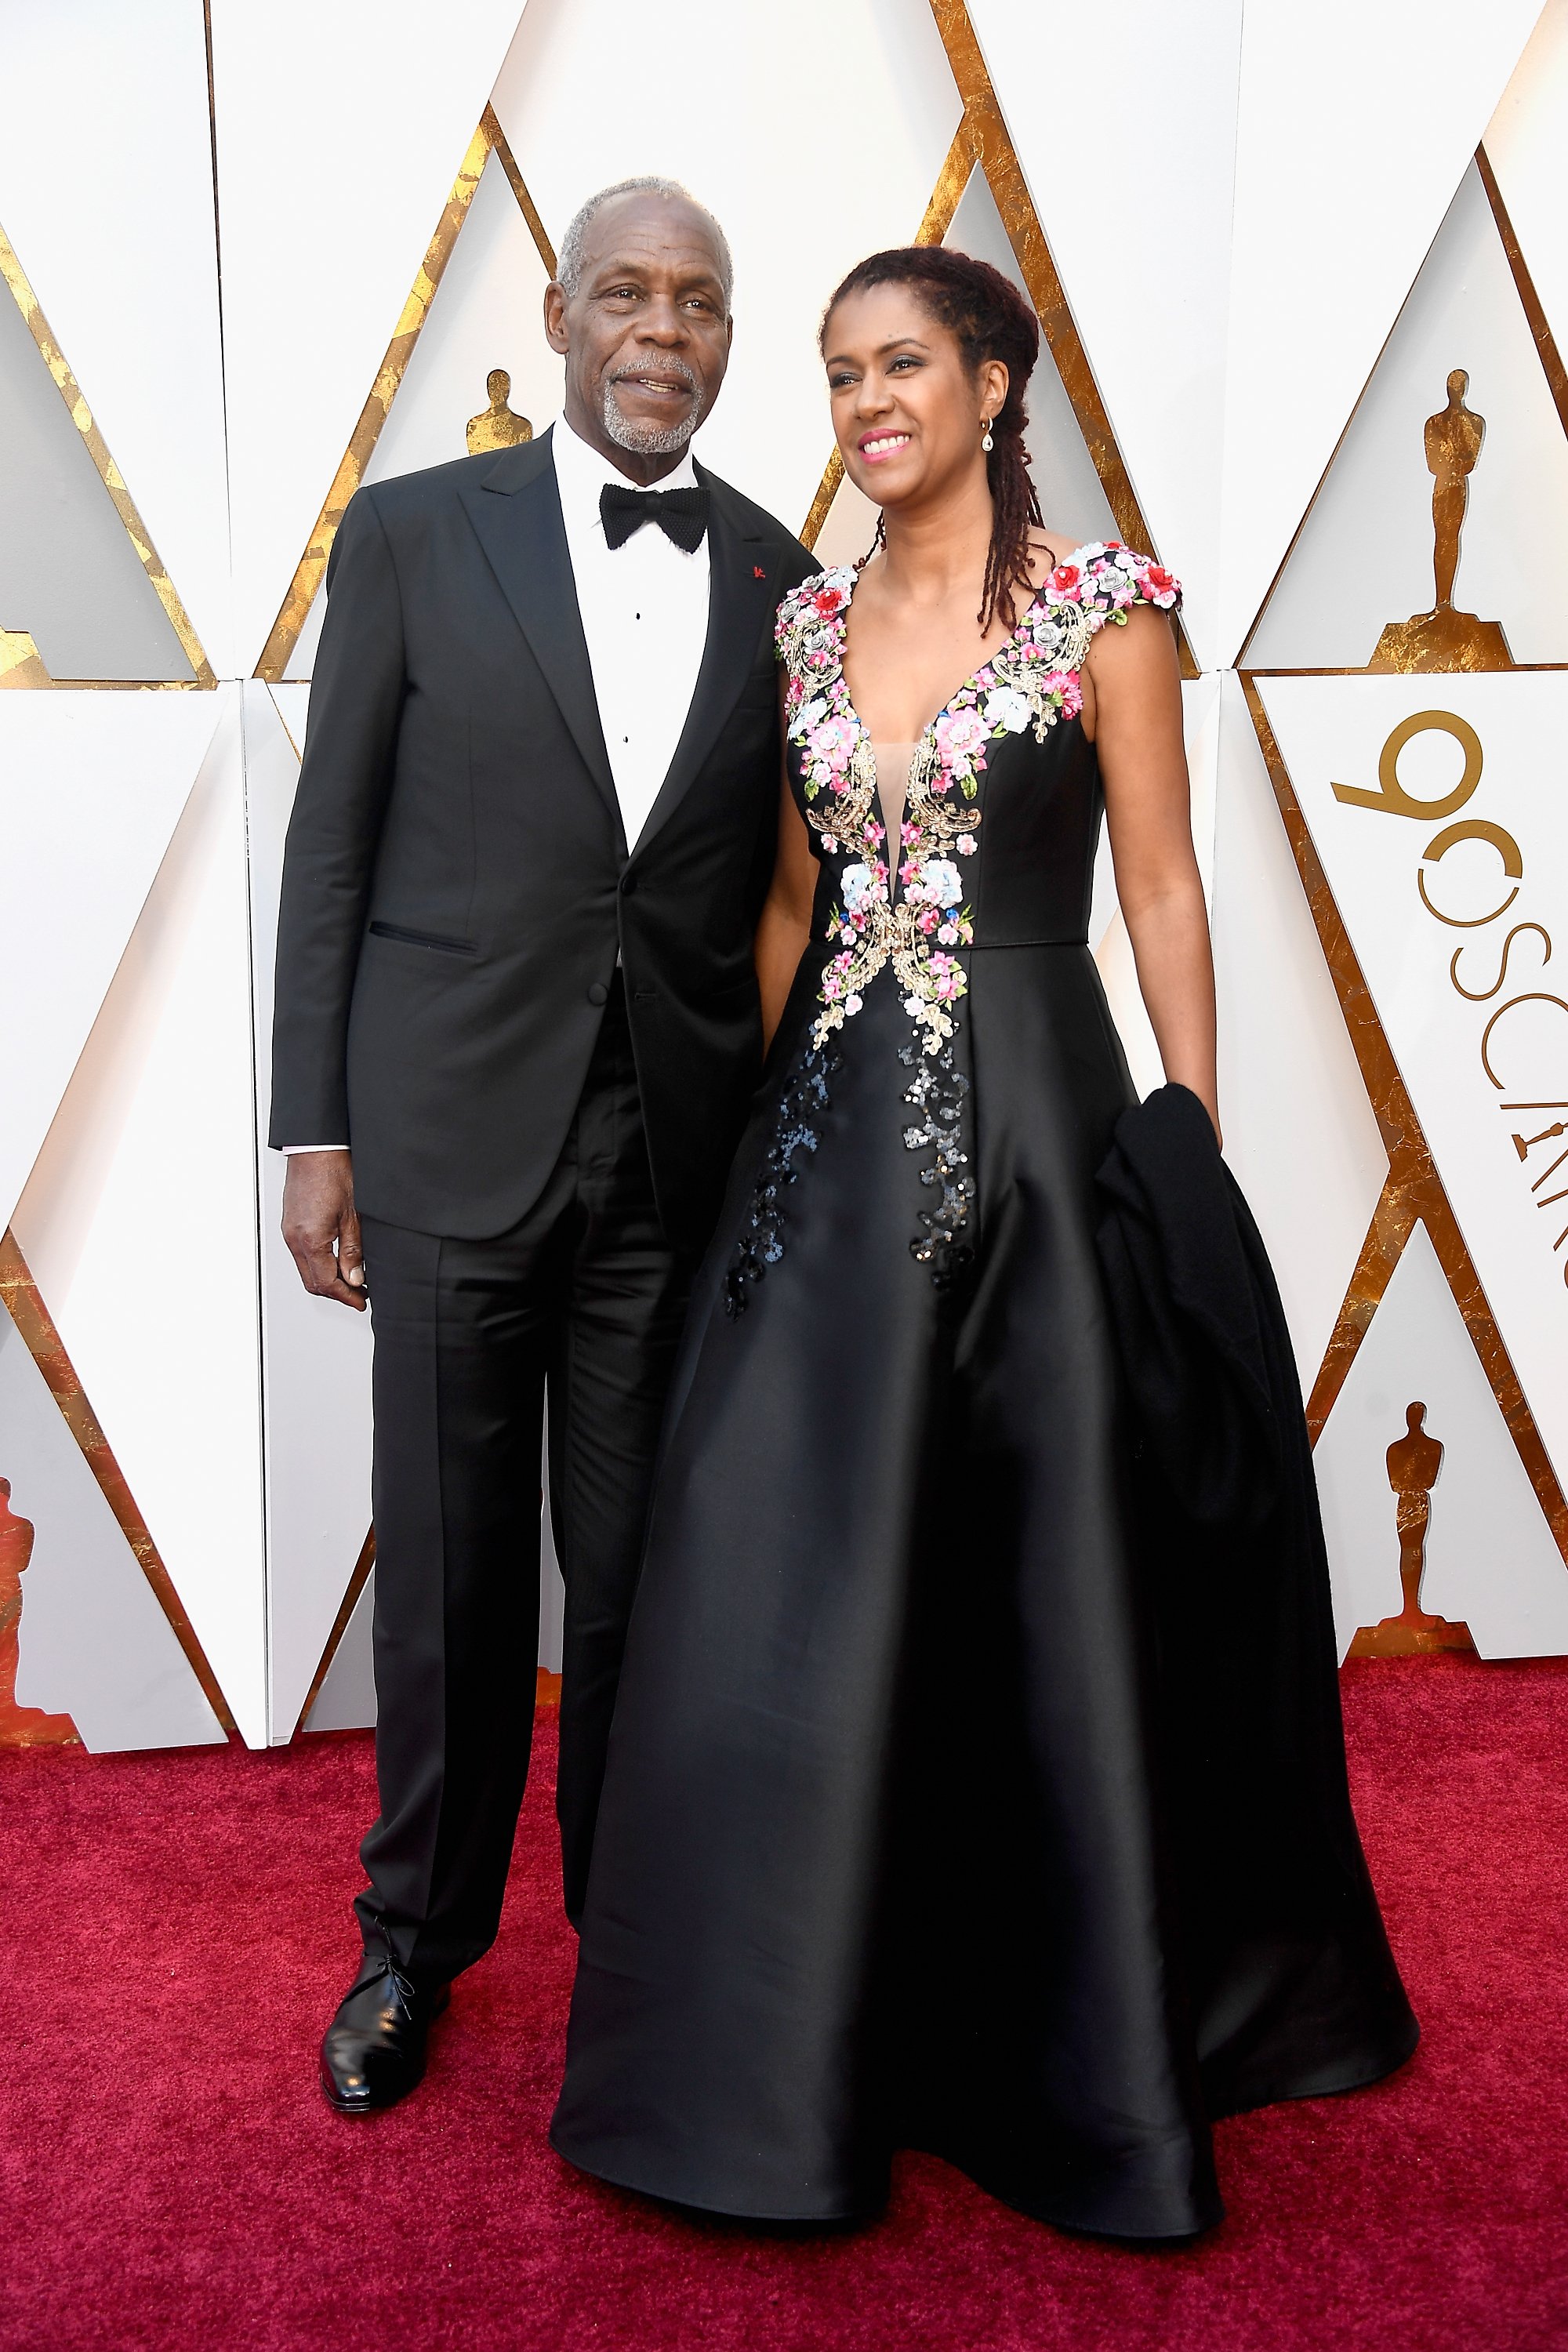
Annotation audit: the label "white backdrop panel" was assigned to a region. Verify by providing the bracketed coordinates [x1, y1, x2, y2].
[0, 282, 194, 683]
[277, 147, 567, 675]
[363, 152, 562, 492]
[1221, 0, 1544, 666]
[1089, 676, 1221, 1104]
[11, 691, 266, 1744]
[1212, 676, 1388, 1390]
[1486, 0, 1568, 365]
[245, 683, 375, 1741]
[1247, 160, 1568, 671]
[1260, 670, 1568, 1500]
[303, 1479, 565, 1738]
[1316, 1220, 1568, 1659]
[0, 694, 218, 1232]
[211, 0, 528, 673]
[0, 2, 230, 674]
[967, 0, 1243, 672]
[813, 467, 883, 572]
[259, 677, 564, 1740]
[491, 0, 962, 541]
[942, 169, 1118, 554]
[0, 1300, 227, 1751]
[303, 1569, 376, 1734]
[8, 0, 1568, 1753]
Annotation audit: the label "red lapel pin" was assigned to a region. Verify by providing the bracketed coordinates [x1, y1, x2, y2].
[753, 566, 767, 580]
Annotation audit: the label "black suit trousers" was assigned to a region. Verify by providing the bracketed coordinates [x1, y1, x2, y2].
[354, 979, 692, 1976]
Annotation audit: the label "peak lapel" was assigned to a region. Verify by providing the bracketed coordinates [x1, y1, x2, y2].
[633, 480, 776, 855]
[455, 427, 620, 835]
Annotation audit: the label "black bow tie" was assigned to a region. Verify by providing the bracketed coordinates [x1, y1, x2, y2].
[600, 480, 710, 553]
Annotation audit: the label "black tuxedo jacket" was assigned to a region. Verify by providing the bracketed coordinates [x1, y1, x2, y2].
[269, 428, 817, 1250]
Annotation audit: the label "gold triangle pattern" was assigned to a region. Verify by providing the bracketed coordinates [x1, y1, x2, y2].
[1238, 143, 1568, 677]
[797, 119, 974, 548]
[803, 3, 1196, 675]
[1477, 146, 1568, 441]
[296, 1526, 567, 1733]
[0, 1226, 237, 1734]
[293, 1524, 374, 1737]
[1235, 130, 1568, 1573]
[256, 10, 1189, 677]
[1239, 681, 1568, 1570]
[254, 106, 556, 684]
[0, 628, 50, 688]
[927, 1, 1154, 557]
[0, 222, 215, 691]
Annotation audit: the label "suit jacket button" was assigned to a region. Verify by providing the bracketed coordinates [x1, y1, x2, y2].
[620, 872, 637, 897]
[586, 981, 608, 1007]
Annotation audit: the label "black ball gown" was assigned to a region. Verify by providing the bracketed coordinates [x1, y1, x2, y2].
[550, 546, 1417, 2240]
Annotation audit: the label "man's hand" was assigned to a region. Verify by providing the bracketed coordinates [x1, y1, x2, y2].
[281, 1149, 367, 1310]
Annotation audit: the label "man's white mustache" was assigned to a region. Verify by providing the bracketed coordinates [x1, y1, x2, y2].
[612, 366, 699, 391]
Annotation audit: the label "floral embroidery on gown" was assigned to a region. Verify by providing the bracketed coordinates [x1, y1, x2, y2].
[723, 547, 1179, 1303]
[551, 547, 1417, 2241]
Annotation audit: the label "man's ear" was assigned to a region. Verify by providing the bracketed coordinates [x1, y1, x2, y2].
[544, 281, 569, 357]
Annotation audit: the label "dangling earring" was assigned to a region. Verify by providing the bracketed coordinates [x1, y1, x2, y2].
[981, 417, 995, 453]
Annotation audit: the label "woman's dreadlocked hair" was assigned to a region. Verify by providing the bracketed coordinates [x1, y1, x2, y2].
[822, 245, 1044, 633]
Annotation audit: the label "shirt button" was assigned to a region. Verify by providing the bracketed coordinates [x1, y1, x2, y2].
[586, 981, 608, 1007]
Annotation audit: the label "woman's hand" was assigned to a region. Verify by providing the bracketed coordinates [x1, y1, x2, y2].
[1089, 608, 1221, 1146]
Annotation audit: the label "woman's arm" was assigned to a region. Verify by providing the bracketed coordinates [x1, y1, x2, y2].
[755, 697, 817, 1052]
[1087, 607, 1221, 1142]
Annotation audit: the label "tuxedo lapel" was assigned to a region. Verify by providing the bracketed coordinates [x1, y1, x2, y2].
[455, 427, 621, 837]
[633, 471, 778, 855]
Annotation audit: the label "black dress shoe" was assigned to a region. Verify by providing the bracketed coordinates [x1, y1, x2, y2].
[319, 1951, 450, 2114]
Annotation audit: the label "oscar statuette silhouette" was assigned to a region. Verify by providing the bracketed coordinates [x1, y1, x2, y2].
[1370, 370, 1514, 672]
[1348, 1403, 1476, 1657]
[0, 1476, 78, 1746]
[466, 368, 533, 456]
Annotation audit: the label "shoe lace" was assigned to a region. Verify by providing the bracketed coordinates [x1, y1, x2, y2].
[364, 1953, 420, 2013]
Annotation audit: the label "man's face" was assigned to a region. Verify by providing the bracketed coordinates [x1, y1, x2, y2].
[546, 193, 733, 471]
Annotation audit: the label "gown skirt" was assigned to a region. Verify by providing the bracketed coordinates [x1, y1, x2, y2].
[550, 560, 1417, 2241]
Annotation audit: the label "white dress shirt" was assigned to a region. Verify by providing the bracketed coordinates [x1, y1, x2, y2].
[550, 413, 711, 853]
[281, 419, 713, 1155]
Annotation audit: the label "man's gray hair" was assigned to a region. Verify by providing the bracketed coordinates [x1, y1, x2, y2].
[555, 175, 734, 307]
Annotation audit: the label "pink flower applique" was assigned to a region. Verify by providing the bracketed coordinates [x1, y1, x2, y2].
[934, 707, 988, 770]
[927, 952, 964, 1004]
[1041, 668, 1083, 720]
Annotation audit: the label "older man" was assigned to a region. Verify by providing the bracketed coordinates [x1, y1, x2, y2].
[271, 177, 815, 2111]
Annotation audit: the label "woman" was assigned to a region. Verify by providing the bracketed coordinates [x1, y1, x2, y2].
[550, 248, 1416, 2240]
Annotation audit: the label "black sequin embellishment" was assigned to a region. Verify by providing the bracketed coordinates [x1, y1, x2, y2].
[724, 1045, 841, 1317]
[900, 1041, 975, 1287]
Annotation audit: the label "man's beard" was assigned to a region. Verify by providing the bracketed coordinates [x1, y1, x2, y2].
[602, 365, 704, 456]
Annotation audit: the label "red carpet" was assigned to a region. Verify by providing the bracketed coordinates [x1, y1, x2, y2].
[2, 1657, 1565, 2351]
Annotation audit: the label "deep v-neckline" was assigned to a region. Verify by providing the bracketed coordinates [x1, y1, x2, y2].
[836, 553, 1080, 895]
[772, 538, 1177, 1061]
[834, 544, 1091, 753]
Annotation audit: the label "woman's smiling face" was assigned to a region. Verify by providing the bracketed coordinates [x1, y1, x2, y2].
[822, 283, 1007, 515]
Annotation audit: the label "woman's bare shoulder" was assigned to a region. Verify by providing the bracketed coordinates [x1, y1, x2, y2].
[1025, 526, 1077, 586]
